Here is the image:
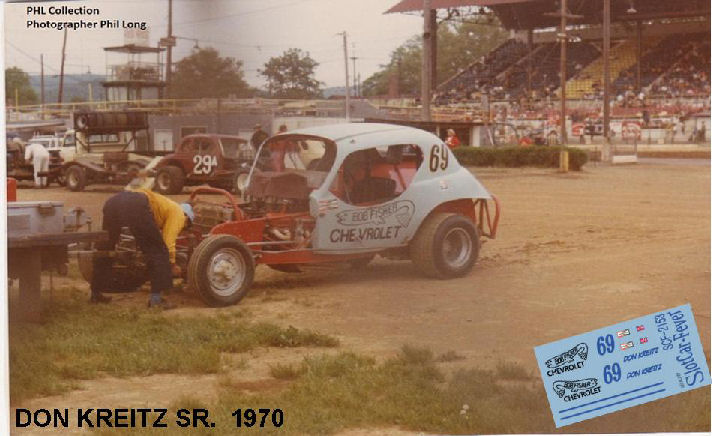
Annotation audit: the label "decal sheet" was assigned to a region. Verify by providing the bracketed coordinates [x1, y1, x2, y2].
[534, 304, 710, 427]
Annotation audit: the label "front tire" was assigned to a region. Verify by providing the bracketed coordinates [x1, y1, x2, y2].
[65, 165, 86, 191]
[154, 166, 185, 195]
[188, 234, 255, 307]
[410, 213, 479, 279]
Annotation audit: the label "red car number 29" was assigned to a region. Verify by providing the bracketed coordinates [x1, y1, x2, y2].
[193, 155, 218, 174]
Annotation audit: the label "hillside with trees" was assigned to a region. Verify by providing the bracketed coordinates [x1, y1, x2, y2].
[362, 18, 508, 97]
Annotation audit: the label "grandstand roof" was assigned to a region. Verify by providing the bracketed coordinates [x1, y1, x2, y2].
[387, 0, 710, 30]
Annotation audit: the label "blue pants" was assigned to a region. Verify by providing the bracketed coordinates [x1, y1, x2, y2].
[91, 192, 172, 296]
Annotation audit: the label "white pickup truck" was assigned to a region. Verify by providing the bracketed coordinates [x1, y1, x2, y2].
[29, 130, 77, 162]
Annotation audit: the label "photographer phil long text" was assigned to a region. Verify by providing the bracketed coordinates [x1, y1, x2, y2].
[26, 5, 147, 31]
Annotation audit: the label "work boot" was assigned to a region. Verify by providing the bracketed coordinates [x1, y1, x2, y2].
[90, 293, 112, 304]
[147, 297, 175, 310]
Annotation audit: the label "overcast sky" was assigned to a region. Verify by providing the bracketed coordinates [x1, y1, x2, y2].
[3, 0, 424, 89]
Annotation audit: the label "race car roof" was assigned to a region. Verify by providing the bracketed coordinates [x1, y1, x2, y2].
[272, 123, 440, 151]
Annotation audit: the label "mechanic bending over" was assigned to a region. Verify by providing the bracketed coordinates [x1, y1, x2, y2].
[90, 188, 194, 309]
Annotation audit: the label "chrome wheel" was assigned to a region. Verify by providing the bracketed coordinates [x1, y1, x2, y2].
[442, 227, 472, 269]
[207, 248, 246, 297]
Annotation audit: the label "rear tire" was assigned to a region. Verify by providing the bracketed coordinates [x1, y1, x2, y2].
[410, 213, 479, 279]
[65, 165, 86, 192]
[154, 166, 185, 195]
[188, 234, 255, 306]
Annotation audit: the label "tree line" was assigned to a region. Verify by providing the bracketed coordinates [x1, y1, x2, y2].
[6, 17, 507, 104]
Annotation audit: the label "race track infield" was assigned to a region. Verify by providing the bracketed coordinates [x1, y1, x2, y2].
[11, 161, 710, 433]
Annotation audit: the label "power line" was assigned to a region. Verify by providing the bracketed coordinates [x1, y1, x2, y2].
[7, 41, 60, 73]
[151, 0, 308, 28]
[6, 41, 96, 85]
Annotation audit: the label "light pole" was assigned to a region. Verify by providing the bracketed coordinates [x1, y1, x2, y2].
[341, 31, 351, 121]
[559, 0, 567, 145]
[603, 0, 611, 160]
[165, 0, 173, 97]
[421, 0, 432, 121]
[543, 2, 582, 145]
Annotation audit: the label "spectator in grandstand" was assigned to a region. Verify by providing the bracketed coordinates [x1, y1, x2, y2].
[518, 131, 534, 147]
[697, 122, 707, 143]
[446, 129, 461, 149]
[637, 91, 646, 108]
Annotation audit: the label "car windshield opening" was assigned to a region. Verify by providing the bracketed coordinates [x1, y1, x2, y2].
[220, 138, 248, 159]
[263, 137, 331, 172]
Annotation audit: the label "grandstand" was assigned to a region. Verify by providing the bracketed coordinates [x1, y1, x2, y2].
[435, 39, 529, 104]
[390, 0, 710, 109]
[436, 28, 710, 105]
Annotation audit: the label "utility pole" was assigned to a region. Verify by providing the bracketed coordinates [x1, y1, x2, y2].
[559, 0, 567, 145]
[430, 8, 437, 90]
[543, 2, 581, 144]
[341, 31, 351, 120]
[635, 20, 642, 92]
[421, 0, 432, 121]
[603, 0, 611, 159]
[40, 54, 45, 108]
[165, 0, 173, 97]
[397, 57, 402, 98]
[350, 55, 358, 97]
[58, 28, 67, 104]
[527, 29, 533, 96]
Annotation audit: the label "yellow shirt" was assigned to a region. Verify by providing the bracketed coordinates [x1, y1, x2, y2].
[130, 188, 185, 263]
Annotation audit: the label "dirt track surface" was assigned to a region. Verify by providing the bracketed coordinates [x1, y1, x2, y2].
[13, 161, 711, 433]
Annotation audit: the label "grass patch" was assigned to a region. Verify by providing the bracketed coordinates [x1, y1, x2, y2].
[9, 289, 337, 403]
[93, 345, 711, 435]
[495, 360, 531, 381]
[65, 261, 84, 280]
[437, 350, 466, 362]
[269, 363, 305, 380]
[199, 346, 551, 435]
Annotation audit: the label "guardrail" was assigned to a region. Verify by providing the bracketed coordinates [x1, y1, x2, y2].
[7, 97, 487, 121]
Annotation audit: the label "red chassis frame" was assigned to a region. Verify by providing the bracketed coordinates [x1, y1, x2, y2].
[184, 187, 500, 266]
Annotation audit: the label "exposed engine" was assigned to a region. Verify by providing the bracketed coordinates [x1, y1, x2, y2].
[242, 196, 309, 215]
[242, 169, 327, 215]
